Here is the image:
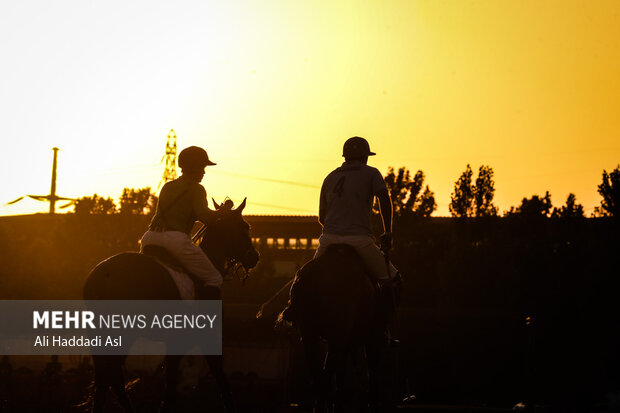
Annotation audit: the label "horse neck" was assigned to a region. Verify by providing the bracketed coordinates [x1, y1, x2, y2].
[202, 238, 226, 274]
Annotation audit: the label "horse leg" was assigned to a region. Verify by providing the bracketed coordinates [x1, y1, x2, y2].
[92, 355, 134, 413]
[159, 355, 182, 412]
[92, 355, 108, 413]
[205, 355, 236, 413]
[301, 331, 329, 413]
[325, 342, 374, 413]
[110, 356, 134, 413]
[326, 344, 357, 413]
[365, 332, 392, 412]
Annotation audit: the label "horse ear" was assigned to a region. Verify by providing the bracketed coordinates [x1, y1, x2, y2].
[236, 197, 247, 214]
[212, 198, 221, 209]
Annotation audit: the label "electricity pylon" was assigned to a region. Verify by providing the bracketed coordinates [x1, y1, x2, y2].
[159, 129, 178, 188]
[6, 147, 74, 214]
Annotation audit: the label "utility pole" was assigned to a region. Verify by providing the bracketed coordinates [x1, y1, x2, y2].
[6, 147, 74, 214]
[49, 147, 59, 214]
[160, 129, 178, 188]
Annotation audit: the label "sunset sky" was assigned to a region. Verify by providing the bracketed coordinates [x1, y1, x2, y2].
[1, 0, 618, 216]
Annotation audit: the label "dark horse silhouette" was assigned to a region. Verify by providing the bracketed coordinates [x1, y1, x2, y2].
[83, 199, 259, 413]
[280, 244, 393, 412]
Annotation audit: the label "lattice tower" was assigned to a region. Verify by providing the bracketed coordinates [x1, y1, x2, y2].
[160, 129, 178, 188]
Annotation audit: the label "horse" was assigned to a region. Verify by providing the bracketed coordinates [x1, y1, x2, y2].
[83, 198, 259, 413]
[279, 243, 396, 412]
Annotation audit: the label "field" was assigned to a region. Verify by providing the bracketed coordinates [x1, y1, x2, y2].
[0, 214, 618, 411]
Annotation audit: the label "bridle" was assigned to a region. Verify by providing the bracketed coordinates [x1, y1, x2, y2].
[191, 214, 256, 283]
[224, 259, 251, 284]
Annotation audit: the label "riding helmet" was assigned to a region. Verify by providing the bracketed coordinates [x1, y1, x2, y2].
[178, 146, 216, 170]
[342, 136, 376, 159]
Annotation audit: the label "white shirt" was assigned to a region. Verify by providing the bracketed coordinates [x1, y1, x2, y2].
[319, 160, 387, 236]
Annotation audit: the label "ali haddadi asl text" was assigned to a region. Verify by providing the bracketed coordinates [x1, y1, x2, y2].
[34, 335, 121, 347]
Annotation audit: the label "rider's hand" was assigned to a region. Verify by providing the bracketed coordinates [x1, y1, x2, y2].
[380, 232, 392, 252]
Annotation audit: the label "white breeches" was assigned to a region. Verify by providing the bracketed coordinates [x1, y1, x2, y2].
[313, 233, 398, 281]
[140, 230, 223, 287]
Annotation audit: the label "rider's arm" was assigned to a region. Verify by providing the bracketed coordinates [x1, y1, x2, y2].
[318, 182, 327, 226]
[371, 167, 392, 234]
[377, 188, 393, 252]
[193, 184, 215, 225]
[377, 188, 392, 234]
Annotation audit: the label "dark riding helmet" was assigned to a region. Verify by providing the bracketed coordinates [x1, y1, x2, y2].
[342, 136, 376, 159]
[178, 146, 216, 170]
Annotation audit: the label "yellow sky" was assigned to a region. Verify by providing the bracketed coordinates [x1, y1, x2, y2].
[1, 0, 618, 216]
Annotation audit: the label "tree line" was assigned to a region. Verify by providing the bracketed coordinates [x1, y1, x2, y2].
[74, 165, 620, 218]
[73, 187, 157, 216]
[380, 164, 619, 218]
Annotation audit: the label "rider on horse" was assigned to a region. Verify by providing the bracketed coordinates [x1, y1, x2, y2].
[284, 136, 402, 337]
[315, 136, 399, 282]
[139, 146, 222, 298]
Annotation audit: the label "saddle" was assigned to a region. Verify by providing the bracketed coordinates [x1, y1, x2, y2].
[322, 244, 381, 291]
[140, 245, 196, 299]
[141, 245, 220, 300]
[141, 245, 187, 273]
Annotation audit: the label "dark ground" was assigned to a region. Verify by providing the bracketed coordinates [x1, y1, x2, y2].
[0, 215, 619, 411]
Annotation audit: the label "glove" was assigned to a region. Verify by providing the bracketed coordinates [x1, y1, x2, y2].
[380, 232, 392, 252]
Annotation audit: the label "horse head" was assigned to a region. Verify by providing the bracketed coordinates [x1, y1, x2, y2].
[198, 197, 259, 279]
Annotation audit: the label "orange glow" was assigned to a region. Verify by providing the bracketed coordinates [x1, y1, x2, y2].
[1, 0, 619, 216]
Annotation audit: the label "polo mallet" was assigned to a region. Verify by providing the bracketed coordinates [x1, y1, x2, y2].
[255, 278, 294, 319]
[383, 249, 400, 337]
[383, 248, 413, 404]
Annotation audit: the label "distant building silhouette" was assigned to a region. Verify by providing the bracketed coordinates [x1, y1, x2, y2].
[245, 215, 320, 277]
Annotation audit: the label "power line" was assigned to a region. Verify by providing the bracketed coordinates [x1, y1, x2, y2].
[210, 170, 320, 189]
[247, 201, 315, 214]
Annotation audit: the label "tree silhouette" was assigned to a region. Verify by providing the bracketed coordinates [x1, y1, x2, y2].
[416, 186, 438, 218]
[473, 165, 498, 217]
[596, 165, 620, 217]
[380, 167, 437, 218]
[119, 187, 158, 216]
[449, 165, 474, 218]
[450, 164, 498, 218]
[73, 194, 117, 215]
[506, 191, 553, 218]
[551, 193, 584, 218]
